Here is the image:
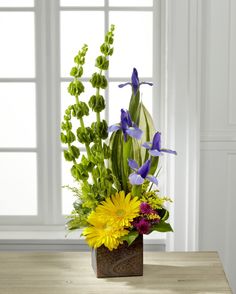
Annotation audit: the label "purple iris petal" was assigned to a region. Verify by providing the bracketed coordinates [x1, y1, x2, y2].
[126, 127, 143, 140]
[152, 132, 161, 150]
[149, 149, 163, 157]
[137, 159, 151, 179]
[108, 124, 121, 132]
[128, 159, 158, 186]
[143, 132, 177, 157]
[121, 109, 142, 141]
[129, 173, 144, 185]
[108, 109, 143, 142]
[118, 82, 131, 88]
[120, 109, 128, 131]
[131, 68, 139, 95]
[121, 109, 132, 126]
[160, 149, 177, 155]
[146, 175, 159, 186]
[140, 82, 153, 87]
[142, 142, 152, 149]
[128, 159, 139, 170]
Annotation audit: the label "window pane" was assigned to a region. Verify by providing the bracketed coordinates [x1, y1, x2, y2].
[108, 82, 152, 125]
[60, 0, 104, 6]
[60, 11, 104, 77]
[109, 12, 153, 77]
[0, 83, 36, 147]
[0, 0, 34, 6]
[109, 0, 153, 6]
[0, 153, 37, 215]
[0, 12, 35, 77]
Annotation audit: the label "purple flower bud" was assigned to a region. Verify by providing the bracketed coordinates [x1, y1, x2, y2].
[140, 202, 153, 214]
[134, 218, 151, 235]
[118, 68, 153, 96]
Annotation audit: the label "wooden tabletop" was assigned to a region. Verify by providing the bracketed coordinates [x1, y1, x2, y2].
[0, 251, 231, 294]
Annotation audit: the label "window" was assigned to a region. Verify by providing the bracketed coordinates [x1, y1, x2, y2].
[0, 1, 37, 220]
[0, 0, 159, 229]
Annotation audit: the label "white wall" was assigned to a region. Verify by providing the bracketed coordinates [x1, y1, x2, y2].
[199, 0, 236, 292]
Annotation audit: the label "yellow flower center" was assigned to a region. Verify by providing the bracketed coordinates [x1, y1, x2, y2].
[116, 209, 125, 217]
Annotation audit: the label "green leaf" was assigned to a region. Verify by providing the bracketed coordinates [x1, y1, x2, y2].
[109, 131, 124, 190]
[60, 132, 67, 143]
[128, 92, 141, 125]
[70, 145, 80, 159]
[121, 231, 139, 246]
[152, 222, 173, 233]
[158, 209, 169, 221]
[64, 150, 73, 161]
[139, 103, 159, 175]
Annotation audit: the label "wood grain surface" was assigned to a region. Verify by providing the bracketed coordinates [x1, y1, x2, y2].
[0, 251, 232, 294]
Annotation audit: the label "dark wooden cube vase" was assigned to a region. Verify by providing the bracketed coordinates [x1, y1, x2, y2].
[91, 235, 143, 278]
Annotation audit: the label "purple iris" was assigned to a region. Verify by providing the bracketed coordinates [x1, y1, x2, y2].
[108, 109, 142, 142]
[128, 159, 158, 186]
[142, 132, 177, 157]
[118, 68, 153, 96]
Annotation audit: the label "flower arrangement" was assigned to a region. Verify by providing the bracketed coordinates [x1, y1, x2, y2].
[61, 25, 176, 251]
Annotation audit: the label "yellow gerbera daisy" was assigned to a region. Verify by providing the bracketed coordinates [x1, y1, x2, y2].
[95, 191, 141, 227]
[83, 212, 128, 251]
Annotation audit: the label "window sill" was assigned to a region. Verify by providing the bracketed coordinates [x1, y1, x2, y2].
[0, 229, 166, 251]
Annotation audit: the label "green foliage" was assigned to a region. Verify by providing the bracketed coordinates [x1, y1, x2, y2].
[91, 120, 108, 140]
[90, 73, 108, 89]
[151, 221, 173, 233]
[88, 95, 105, 112]
[76, 127, 95, 144]
[71, 163, 89, 181]
[64, 150, 73, 162]
[110, 131, 142, 192]
[71, 102, 89, 119]
[68, 80, 84, 96]
[121, 231, 139, 246]
[61, 25, 118, 230]
[141, 190, 172, 210]
[95, 56, 109, 70]
[69, 145, 80, 159]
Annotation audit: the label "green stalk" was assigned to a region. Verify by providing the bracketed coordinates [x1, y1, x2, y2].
[131, 185, 142, 198]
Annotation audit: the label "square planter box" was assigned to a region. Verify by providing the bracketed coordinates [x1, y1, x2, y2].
[91, 234, 143, 278]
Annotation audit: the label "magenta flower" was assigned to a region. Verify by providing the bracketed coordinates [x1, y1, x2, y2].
[140, 202, 154, 214]
[134, 218, 151, 234]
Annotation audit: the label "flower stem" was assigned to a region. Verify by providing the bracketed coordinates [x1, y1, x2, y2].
[131, 185, 142, 198]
